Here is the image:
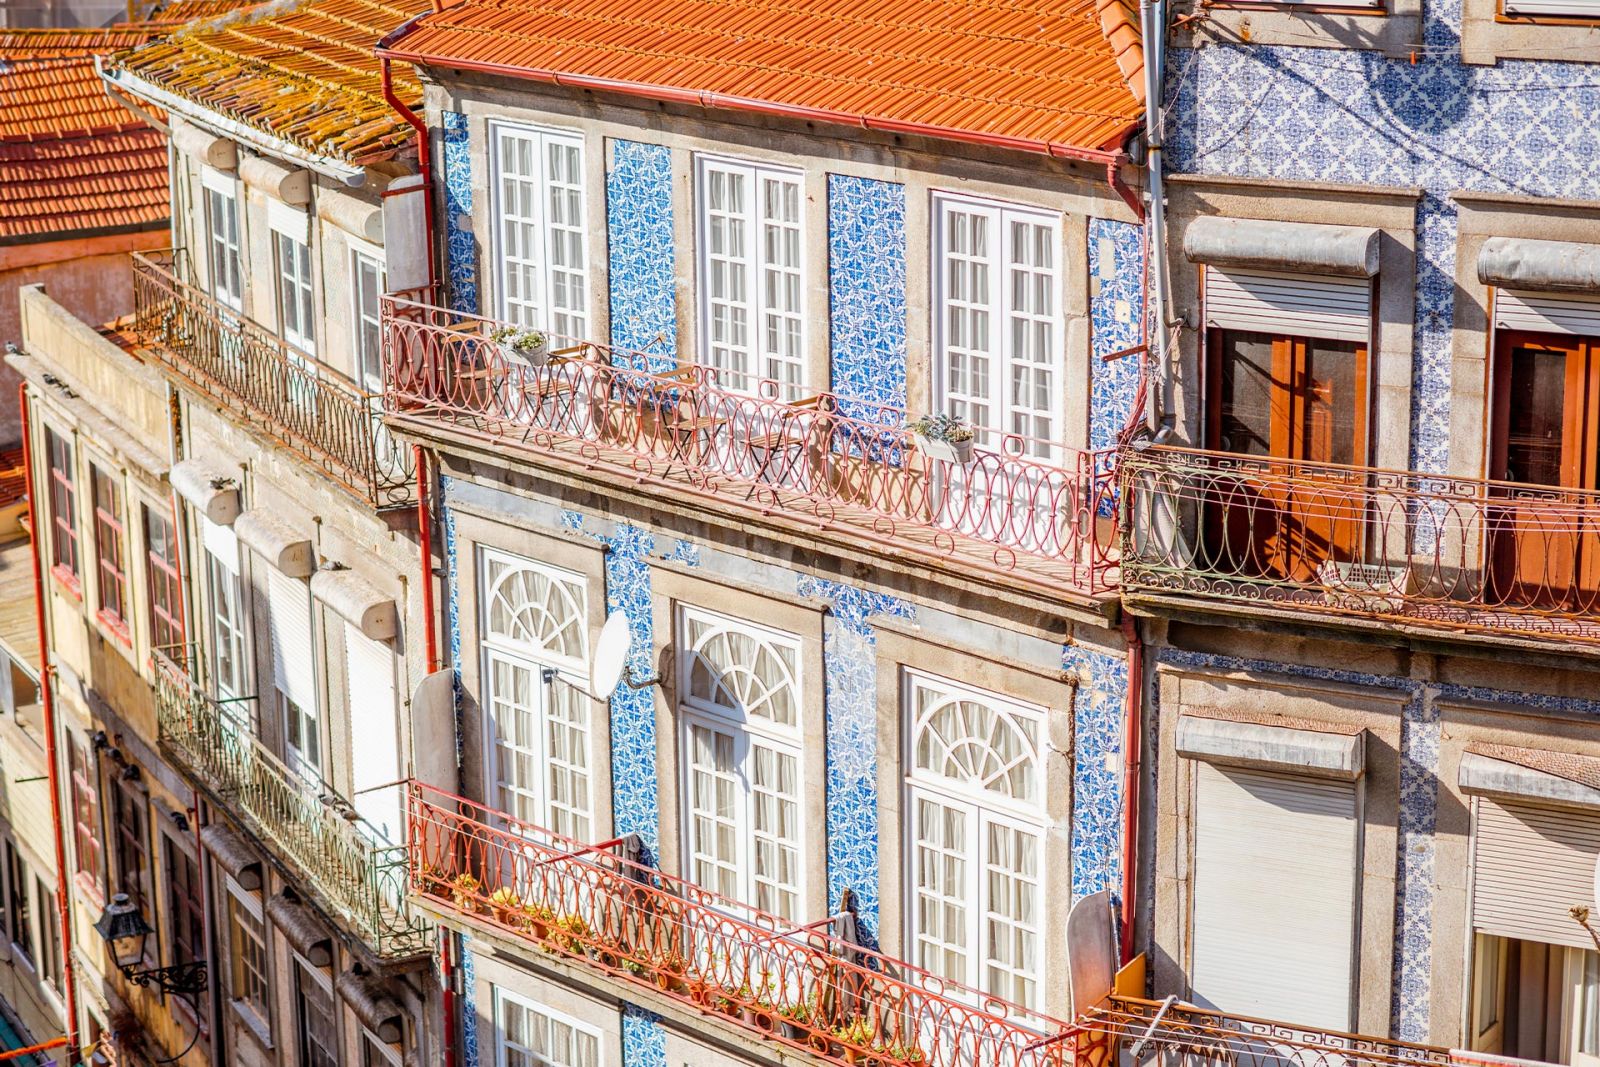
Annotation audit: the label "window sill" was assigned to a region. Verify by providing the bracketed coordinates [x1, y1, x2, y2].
[94, 610, 132, 648]
[72, 871, 103, 913]
[50, 565, 82, 601]
[230, 998, 274, 1051]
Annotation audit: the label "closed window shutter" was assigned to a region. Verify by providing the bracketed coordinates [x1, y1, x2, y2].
[344, 623, 401, 844]
[1493, 289, 1600, 337]
[1205, 267, 1372, 343]
[1503, 0, 1600, 16]
[1191, 763, 1359, 1030]
[1472, 799, 1600, 950]
[202, 518, 238, 573]
[266, 568, 315, 712]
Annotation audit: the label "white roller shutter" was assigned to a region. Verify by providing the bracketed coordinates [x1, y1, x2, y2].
[1191, 763, 1360, 1030]
[1205, 267, 1372, 343]
[267, 568, 315, 712]
[202, 517, 238, 573]
[344, 623, 401, 844]
[1503, 0, 1600, 16]
[1472, 799, 1600, 950]
[1493, 289, 1600, 338]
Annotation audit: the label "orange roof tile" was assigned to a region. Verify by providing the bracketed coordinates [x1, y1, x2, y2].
[0, 57, 169, 241]
[0, 449, 25, 510]
[0, 28, 157, 56]
[385, 0, 1144, 158]
[109, 0, 428, 166]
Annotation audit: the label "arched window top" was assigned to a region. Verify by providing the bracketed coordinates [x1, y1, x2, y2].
[481, 549, 587, 663]
[680, 606, 800, 728]
[911, 674, 1041, 805]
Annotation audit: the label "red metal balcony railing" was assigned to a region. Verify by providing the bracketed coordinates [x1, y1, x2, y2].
[1120, 445, 1600, 646]
[408, 782, 1079, 1067]
[130, 251, 415, 509]
[382, 291, 1119, 598]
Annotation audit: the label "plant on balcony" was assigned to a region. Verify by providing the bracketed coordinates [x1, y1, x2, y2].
[490, 326, 551, 368]
[743, 969, 777, 1031]
[488, 887, 521, 925]
[778, 998, 819, 1043]
[520, 902, 557, 940]
[907, 412, 975, 464]
[656, 951, 691, 995]
[883, 1044, 926, 1064]
[713, 984, 747, 1018]
[832, 1016, 880, 1065]
[449, 873, 481, 911]
[550, 913, 592, 956]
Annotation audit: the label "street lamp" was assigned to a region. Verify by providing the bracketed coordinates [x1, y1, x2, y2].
[92, 893, 208, 998]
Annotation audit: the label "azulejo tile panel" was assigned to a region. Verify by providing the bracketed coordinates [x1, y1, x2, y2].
[442, 111, 479, 315]
[827, 174, 908, 411]
[441, 477, 465, 767]
[607, 140, 678, 370]
[1088, 218, 1145, 452]
[459, 933, 480, 1067]
[1064, 642, 1129, 901]
[620, 1004, 666, 1067]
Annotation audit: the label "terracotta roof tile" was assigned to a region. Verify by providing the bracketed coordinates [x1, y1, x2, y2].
[109, 0, 429, 165]
[386, 0, 1143, 156]
[0, 28, 156, 56]
[0, 449, 24, 510]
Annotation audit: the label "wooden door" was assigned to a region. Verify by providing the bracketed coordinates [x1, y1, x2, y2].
[1209, 329, 1370, 582]
[1489, 333, 1600, 609]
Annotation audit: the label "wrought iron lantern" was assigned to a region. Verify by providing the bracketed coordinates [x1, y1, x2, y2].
[93, 893, 208, 998]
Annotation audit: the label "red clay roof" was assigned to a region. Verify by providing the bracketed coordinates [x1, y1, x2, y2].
[385, 0, 1144, 157]
[0, 56, 169, 241]
[109, 0, 429, 166]
[0, 449, 24, 510]
[0, 29, 157, 56]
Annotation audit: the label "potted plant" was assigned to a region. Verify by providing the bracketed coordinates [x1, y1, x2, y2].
[490, 326, 551, 368]
[449, 873, 481, 911]
[551, 913, 592, 956]
[777, 1000, 813, 1043]
[521, 902, 557, 940]
[907, 412, 975, 464]
[488, 887, 521, 925]
[833, 1017, 878, 1065]
[744, 970, 777, 1030]
[657, 952, 690, 995]
[884, 1044, 925, 1065]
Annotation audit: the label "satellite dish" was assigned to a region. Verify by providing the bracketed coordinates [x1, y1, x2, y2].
[589, 611, 632, 700]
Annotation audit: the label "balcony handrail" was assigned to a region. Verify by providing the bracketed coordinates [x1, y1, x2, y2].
[152, 650, 429, 958]
[1118, 444, 1600, 645]
[130, 250, 416, 509]
[409, 781, 1077, 1067]
[382, 289, 1120, 597]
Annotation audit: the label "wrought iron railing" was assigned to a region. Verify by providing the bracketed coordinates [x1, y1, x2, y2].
[1120, 445, 1600, 647]
[409, 782, 1078, 1067]
[382, 290, 1119, 598]
[130, 251, 415, 509]
[152, 650, 430, 958]
[1082, 996, 1456, 1067]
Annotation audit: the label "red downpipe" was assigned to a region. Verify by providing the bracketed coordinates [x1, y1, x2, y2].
[18, 382, 82, 1065]
[1119, 615, 1144, 964]
[414, 445, 438, 675]
[439, 931, 456, 1067]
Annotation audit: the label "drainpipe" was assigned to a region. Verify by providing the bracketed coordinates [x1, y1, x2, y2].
[439, 931, 456, 1067]
[1119, 616, 1145, 965]
[414, 445, 438, 675]
[1140, 0, 1176, 441]
[18, 382, 81, 1066]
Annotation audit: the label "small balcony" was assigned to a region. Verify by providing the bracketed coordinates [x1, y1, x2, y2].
[382, 292, 1119, 601]
[130, 251, 415, 510]
[1120, 445, 1600, 650]
[408, 782, 1076, 1067]
[152, 650, 430, 959]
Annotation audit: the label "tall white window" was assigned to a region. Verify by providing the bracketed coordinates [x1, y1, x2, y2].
[677, 605, 804, 919]
[933, 194, 1062, 457]
[695, 156, 804, 398]
[202, 171, 243, 310]
[491, 124, 587, 341]
[494, 989, 599, 1067]
[203, 519, 249, 711]
[905, 670, 1045, 1010]
[267, 568, 319, 780]
[274, 229, 316, 355]
[350, 244, 386, 392]
[479, 548, 591, 841]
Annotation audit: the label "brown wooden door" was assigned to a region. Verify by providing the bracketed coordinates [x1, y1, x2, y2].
[1209, 329, 1370, 582]
[1489, 333, 1600, 609]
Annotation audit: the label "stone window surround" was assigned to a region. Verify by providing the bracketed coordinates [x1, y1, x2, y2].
[647, 564, 828, 920]
[442, 82, 1131, 452]
[872, 622, 1076, 1022]
[1175, 0, 1422, 58]
[1152, 662, 1406, 1037]
[1165, 174, 1421, 472]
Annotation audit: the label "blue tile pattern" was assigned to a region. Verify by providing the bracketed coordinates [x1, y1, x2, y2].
[621, 1004, 666, 1067]
[828, 175, 908, 410]
[1088, 219, 1145, 452]
[442, 111, 479, 315]
[607, 141, 678, 370]
[459, 933, 480, 1067]
[1063, 643, 1129, 902]
[442, 476, 464, 766]
[793, 575, 913, 945]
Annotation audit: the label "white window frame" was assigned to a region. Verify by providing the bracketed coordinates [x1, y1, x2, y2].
[493, 987, 602, 1067]
[694, 155, 806, 399]
[931, 192, 1065, 458]
[292, 952, 337, 1067]
[201, 167, 243, 311]
[349, 238, 387, 393]
[902, 669, 1046, 1010]
[489, 121, 589, 341]
[225, 877, 269, 1026]
[269, 202, 315, 356]
[477, 548, 593, 841]
[676, 604, 806, 920]
[204, 520, 250, 709]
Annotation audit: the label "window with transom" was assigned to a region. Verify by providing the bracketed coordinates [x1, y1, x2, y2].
[144, 504, 183, 652]
[204, 178, 243, 311]
[933, 194, 1062, 459]
[228, 880, 269, 1024]
[695, 156, 805, 399]
[677, 605, 804, 919]
[479, 548, 592, 841]
[494, 988, 599, 1067]
[491, 123, 588, 341]
[45, 428, 79, 585]
[90, 464, 128, 639]
[904, 670, 1045, 1011]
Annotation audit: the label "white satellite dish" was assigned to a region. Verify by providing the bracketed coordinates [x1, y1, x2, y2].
[590, 611, 632, 700]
